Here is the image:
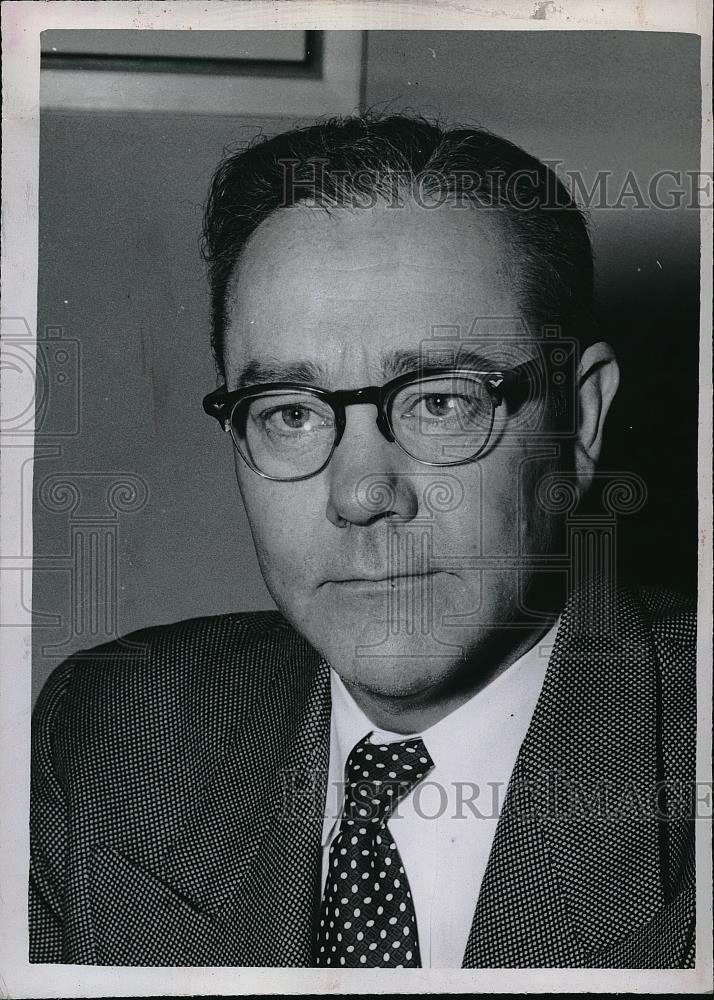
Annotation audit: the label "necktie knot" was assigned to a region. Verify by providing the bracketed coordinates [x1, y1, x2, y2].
[343, 735, 433, 824]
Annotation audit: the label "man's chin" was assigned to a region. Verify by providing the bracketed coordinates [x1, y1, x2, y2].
[310, 622, 469, 700]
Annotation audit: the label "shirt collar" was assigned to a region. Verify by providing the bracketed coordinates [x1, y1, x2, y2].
[322, 618, 561, 845]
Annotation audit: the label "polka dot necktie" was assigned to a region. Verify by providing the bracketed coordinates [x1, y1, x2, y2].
[315, 734, 434, 968]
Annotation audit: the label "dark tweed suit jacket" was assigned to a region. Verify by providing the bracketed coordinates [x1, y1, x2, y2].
[29, 578, 696, 968]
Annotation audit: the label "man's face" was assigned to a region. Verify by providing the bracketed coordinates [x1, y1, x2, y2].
[223, 200, 563, 710]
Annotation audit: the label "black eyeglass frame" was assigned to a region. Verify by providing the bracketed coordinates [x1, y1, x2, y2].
[202, 361, 539, 482]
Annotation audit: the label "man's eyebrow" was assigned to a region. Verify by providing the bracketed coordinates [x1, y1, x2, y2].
[382, 347, 500, 380]
[233, 358, 327, 388]
[234, 348, 509, 390]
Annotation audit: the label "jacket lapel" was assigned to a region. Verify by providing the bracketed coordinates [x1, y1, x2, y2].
[464, 579, 666, 967]
[160, 629, 331, 965]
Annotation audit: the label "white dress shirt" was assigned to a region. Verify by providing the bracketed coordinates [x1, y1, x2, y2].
[321, 620, 560, 968]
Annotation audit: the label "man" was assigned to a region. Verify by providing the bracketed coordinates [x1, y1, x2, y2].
[30, 114, 696, 968]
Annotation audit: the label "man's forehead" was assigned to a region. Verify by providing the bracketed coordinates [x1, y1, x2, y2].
[224, 200, 524, 382]
[230, 199, 515, 305]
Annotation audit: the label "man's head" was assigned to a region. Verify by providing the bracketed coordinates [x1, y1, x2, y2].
[202, 115, 619, 729]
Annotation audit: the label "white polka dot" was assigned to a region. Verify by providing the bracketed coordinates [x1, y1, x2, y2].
[383, 952, 390, 961]
[386, 892, 393, 901]
[356, 931, 363, 941]
[389, 916, 397, 925]
[340, 957, 345, 965]
[393, 940, 400, 948]
[360, 955, 367, 964]
[406, 950, 413, 960]
[403, 926, 410, 936]
[394, 878, 401, 887]
[346, 944, 354, 952]
[399, 902, 406, 912]
[364, 896, 372, 903]
[351, 885, 358, 893]
[377, 905, 384, 915]
[369, 942, 377, 950]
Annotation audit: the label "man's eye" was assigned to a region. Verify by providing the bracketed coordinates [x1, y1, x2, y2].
[408, 393, 471, 421]
[423, 394, 457, 418]
[275, 405, 313, 430]
[256, 402, 333, 435]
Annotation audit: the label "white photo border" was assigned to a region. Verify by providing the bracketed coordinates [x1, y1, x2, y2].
[1, 1, 711, 996]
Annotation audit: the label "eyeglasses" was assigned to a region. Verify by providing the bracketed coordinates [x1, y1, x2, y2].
[203, 363, 536, 482]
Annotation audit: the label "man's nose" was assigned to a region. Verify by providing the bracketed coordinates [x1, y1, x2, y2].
[325, 406, 419, 528]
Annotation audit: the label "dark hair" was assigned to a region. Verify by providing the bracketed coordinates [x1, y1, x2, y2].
[202, 113, 595, 379]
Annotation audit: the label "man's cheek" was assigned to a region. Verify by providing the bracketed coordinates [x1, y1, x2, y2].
[251, 509, 317, 595]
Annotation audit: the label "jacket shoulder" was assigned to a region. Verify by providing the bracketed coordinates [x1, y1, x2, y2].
[633, 584, 697, 666]
[32, 610, 308, 748]
[632, 584, 697, 789]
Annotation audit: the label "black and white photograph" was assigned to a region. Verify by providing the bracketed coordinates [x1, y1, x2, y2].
[1, 1, 711, 995]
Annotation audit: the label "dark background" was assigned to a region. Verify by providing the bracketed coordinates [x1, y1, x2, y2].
[33, 30, 701, 702]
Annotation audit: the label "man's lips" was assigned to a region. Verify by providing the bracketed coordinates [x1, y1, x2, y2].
[321, 570, 442, 587]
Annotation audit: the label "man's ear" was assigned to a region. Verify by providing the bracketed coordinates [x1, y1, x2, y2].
[574, 341, 620, 496]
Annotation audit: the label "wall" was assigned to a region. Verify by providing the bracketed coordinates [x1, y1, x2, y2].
[33, 111, 288, 701]
[33, 31, 701, 702]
